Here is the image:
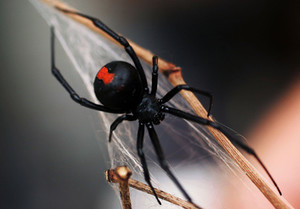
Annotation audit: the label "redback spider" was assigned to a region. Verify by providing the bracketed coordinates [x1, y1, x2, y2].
[51, 8, 282, 204]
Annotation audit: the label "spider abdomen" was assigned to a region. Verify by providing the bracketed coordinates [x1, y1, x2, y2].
[94, 61, 143, 112]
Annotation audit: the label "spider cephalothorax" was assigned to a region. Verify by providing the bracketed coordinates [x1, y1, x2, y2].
[51, 7, 282, 205]
[134, 95, 165, 124]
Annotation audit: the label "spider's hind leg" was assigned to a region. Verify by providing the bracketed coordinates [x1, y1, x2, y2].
[56, 7, 149, 92]
[146, 122, 193, 203]
[137, 122, 161, 205]
[109, 114, 136, 142]
[50, 27, 121, 114]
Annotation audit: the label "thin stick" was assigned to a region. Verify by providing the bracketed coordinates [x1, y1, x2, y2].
[39, 1, 294, 208]
[106, 166, 132, 209]
[106, 166, 202, 209]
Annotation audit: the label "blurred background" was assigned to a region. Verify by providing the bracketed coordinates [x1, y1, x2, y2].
[1, 0, 299, 208]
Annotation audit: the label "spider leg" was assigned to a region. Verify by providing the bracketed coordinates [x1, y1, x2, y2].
[162, 105, 282, 195]
[109, 114, 136, 142]
[146, 122, 193, 203]
[160, 85, 213, 116]
[50, 27, 122, 114]
[151, 56, 158, 96]
[56, 8, 148, 92]
[137, 122, 161, 205]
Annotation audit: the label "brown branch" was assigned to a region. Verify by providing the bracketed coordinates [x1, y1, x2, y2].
[39, 1, 294, 208]
[106, 166, 202, 209]
[106, 166, 132, 209]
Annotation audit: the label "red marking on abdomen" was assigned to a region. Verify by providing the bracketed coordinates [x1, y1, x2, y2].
[97, 67, 115, 85]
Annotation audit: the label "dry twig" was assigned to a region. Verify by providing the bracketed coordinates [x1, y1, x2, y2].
[106, 166, 132, 209]
[106, 166, 202, 209]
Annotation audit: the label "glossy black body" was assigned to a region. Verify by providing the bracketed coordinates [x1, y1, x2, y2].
[94, 61, 143, 112]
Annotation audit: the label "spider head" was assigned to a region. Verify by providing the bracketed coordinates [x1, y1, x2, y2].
[152, 112, 165, 125]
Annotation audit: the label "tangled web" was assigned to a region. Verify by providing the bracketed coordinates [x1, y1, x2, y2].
[29, 1, 260, 208]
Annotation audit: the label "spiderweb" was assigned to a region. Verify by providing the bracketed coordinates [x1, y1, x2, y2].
[30, 1, 266, 208]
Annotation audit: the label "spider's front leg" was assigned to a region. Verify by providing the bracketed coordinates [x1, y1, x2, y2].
[162, 105, 282, 195]
[151, 56, 158, 96]
[146, 122, 193, 203]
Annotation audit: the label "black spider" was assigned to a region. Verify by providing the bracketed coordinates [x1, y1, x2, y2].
[51, 8, 281, 204]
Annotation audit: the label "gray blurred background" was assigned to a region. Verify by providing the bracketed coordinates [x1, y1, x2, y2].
[1, 0, 299, 209]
